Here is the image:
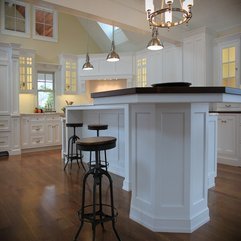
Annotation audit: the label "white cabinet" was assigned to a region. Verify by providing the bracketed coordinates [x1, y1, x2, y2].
[144, 45, 182, 86]
[0, 43, 20, 155]
[217, 114, 241, 166]
[59, 54, 78, 94]
[45, 116, 61, 145]
[183, 28, 213, 86]
[0, 47, 10, 115]
[21, 114, 62, 150]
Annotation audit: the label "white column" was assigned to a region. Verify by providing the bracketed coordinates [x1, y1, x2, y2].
[130, 103, 210, 232]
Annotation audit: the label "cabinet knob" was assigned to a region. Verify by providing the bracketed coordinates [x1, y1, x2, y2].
[221, 120, 227, 123]
[225, 104, 231, 108]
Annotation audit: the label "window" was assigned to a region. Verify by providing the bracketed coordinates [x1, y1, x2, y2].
[222, 47, 236, 87]
[37, 72, 55, 111]
[136, 58, 147, 87]
[19, 56, 33, 92]
[33, 6, 58, 42]
[0, 0, 30, 37]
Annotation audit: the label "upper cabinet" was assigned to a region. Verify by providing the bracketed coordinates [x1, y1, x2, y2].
[143, 45, 182, 86]
[59, 54, 78, 94]
[183, 28, 213, 86]
[19, 49, 35, 93]
[214, 37, 240, 88]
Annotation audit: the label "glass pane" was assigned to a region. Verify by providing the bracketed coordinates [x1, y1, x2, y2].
[38, 82, 45, 90]
[36, 23, 44, 36]
[5, 16, 15, 30]
[16, 19, 25, 32]
[45, 12, 53, 25]
[229, 62, 236, 77]
[38, 73, 45, 81]
[222, 63, 229, 78]
[46, 82, 53, 90]
[222, 48, 229, 63]
[46, 74, 53, 81]
[5, 3, 15, 17]
[38, 91, 54, 109]
[16, 5, 25, 18]
[36, 10, 44, 23]
[229, 47, 235, 62]
[45, 25, 53, 37]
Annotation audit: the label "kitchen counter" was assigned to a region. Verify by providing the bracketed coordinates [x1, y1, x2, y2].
[65, 86, 241, 234]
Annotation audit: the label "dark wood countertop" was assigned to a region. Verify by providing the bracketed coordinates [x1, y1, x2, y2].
[91, 87, 241, 98]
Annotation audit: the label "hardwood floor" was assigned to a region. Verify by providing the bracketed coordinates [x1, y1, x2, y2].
[0, 150, 241, 241]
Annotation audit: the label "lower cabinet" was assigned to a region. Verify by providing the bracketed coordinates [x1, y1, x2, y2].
[21, 114, 62, 150]
[217, 113, 241, 166]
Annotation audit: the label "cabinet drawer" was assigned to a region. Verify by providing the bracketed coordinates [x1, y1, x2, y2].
[45, 115, 60, 121]
[216, 103, 241, 111]
[0, 132, 10, 150]
[30, 123, 45, 134]
[30, 135, 45, 147]
[0, 116, 10, 131]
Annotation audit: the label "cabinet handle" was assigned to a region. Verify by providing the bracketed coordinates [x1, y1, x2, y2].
[225, 104, 231, 108]
[35, 140, 40, 143]
[0, 141, 5, 144]
[221, 120, 227, 123]
[35, 128, 40, 131]
[0, 124, 5, 127]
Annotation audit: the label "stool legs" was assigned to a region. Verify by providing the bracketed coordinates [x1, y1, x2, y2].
[64, 131, 86, 171]
[73, 150, 121, 241]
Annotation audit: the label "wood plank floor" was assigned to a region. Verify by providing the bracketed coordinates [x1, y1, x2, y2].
[0, 150, 241, 241]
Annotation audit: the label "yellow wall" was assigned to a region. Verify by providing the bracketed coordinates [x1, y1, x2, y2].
[0, 9, 102, 113]
[0, 12, 100, 63]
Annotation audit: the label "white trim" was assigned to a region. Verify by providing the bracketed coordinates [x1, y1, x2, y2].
[32, 5, 58, 42]
[0, 0, 30, 38]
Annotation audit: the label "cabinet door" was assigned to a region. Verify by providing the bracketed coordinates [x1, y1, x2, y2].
[45, 119, 61, 145]
[0, 61, 10, 115]
[21, 117, 30, 147]
[218, 115, 238, 157]
[217, 39, 240, 88]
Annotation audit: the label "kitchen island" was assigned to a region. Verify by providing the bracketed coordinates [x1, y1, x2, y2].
[65, 87, 241, 233]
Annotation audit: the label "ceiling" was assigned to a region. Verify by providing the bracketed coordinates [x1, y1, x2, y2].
[42, 0, 241, 52]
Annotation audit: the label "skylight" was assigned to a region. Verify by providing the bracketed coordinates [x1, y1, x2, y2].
[97, 22, 128, 45]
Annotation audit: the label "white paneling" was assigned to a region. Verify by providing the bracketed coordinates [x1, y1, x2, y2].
[0, 63, 10, 115]
[157, 111, 185, 207]
[135, 112, 152, 204]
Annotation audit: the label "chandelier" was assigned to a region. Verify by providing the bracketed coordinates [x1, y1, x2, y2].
[145, 0, 194, 29]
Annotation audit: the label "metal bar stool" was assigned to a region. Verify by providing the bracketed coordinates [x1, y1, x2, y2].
[73, 136, 121, 241]
[64, 123, 85, 171]
[88, 124, 108, 170]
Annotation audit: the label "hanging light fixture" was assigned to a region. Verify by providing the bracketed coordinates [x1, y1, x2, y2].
[106, 25, 120, 62]
[147, 27, 164, 50]
[145, 0, 194, 29]
[82, 52, 93, 70]
[82, 21, 94, 70]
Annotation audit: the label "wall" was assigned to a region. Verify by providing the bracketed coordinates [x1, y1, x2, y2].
[0, 9, 102, 113]
[0, 12, 101, 63]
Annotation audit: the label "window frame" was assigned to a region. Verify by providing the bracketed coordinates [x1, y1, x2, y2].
[0, 0, 30, 38]
[32, 5, 58, 42]
[37, 71, 55, 111]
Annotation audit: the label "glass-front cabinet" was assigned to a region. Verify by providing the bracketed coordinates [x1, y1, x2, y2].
[219, 39, 240, 88]
[19, 49, 35, 93]
[59, 54, 78, 94]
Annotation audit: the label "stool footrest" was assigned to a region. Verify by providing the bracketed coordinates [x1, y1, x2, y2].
[78, 204, 118, 224]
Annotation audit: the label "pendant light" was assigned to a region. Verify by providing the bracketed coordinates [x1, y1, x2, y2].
[82, 21, 94, 70]
[146, 27, 164, 51]
[106, 25, 120, 62]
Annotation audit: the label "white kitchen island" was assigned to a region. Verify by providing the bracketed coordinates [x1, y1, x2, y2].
[65, 86, 241, 233]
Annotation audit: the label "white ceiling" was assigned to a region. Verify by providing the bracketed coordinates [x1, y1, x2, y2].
[77, 0, 241, 52]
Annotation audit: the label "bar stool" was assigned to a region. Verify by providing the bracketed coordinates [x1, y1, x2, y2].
[73, 136, 121, 241]
[88, 124, 108, 170]
[64, 123, 85, 171]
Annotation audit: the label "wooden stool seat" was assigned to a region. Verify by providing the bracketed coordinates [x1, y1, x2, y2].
[88, 124, 108, 131]
[66, 123, 83, 128]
